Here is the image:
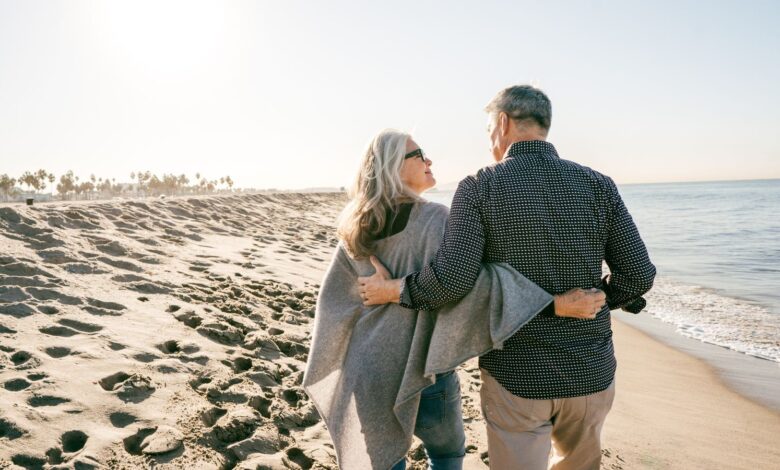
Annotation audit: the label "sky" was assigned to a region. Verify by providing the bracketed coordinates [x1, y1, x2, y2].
[1, 0, 779, 190]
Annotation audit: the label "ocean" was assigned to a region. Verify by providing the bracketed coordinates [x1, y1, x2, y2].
[425, 179, 780, 364]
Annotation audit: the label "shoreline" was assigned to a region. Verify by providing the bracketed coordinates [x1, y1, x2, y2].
[617, 312, 780, 412]
[604, 317, 780, 469]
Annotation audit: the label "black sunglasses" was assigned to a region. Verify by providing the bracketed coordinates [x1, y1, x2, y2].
[404, 148, 426, 162]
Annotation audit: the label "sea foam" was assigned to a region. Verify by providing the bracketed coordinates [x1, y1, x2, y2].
[644, 277, 780, 363]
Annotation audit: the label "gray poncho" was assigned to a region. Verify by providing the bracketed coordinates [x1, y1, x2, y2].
[303, 202, 552, 470]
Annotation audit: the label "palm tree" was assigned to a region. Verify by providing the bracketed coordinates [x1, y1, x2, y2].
[34, 169, 54, 194]
[177, 174, 189, 194]
[56, 171, 76, 200]
[79, 181, 94, 199]
[19, 171, 37, 193]
[0, 174, 16, 201]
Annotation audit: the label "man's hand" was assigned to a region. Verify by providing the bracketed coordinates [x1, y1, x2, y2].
[357, 256, 403, 306]
[554, 288, 607, 320]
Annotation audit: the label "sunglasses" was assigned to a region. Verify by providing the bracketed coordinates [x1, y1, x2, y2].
[404, 148, 426, 162]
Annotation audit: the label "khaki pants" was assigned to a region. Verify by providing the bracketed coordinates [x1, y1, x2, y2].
[480, 369, 615, 470]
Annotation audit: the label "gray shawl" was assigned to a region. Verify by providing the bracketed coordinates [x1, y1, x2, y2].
[303, 202, 552, 470]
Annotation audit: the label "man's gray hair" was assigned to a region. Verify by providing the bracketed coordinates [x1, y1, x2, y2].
[485, 85, 552, 131]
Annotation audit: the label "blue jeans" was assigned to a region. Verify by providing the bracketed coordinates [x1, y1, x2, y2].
[392, 370, 466, 470]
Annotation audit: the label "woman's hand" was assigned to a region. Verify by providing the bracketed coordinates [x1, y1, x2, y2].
[554, 288, 607, 319]
[357, 256, 402, 306]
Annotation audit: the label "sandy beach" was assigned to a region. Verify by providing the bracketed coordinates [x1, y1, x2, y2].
[1, 193, 779, 469]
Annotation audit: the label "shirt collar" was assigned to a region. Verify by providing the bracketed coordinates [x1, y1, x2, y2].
[504, 140, 559, 165]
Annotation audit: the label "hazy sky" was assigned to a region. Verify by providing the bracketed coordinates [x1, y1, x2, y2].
[1, 0, 778, 190]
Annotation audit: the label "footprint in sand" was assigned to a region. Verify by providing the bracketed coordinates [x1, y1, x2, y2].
[0, 417, 25, 440]
[96, 256, 144, 273]
[157, 340, 182, 354]
[4, 377, 32, 391]
[155, 340, 208, 365]
[211, 406, 258, 444]
[285, 447, 315, 470]
[10, 350, 41, 370]
[35, 248, 78, 265]
[46, 430, 89, 465]
[99, 371, 133, 391]
[123, 426, 184, 456]
[0, 285, 29, 303]
[25, 287, 82, 305]
[91, 238, 129, 257]
[196, 321, 245, 345]
[0, 258, 58, 278]
[200, 406, 228, 427]
[83, 298, 127, 317]
[10, 454, 47, 469]
[109, 411, 138, 428]
[37, 304, 59, 315]
[57, 318, 103, 333]
[112, 274, 147, 283]
[132, 352, 161, 363]
[188, 261, 212, 272]
[86, 299, 128, 311]
[130, 281, 173, 295]
[248, 395, 273, 418]
[188, 375, 213, 394]
[0, 303, 36, 317]
[281, 388, 304, 407]
[98, 371, 155, 403]
[39, 325, 80, 337]
[27, 394, 71, 407]
[231, 356, 253, 373]
[83, 305, 123, 316]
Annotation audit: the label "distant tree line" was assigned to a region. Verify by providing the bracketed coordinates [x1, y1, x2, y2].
[0, 169, 235, 202]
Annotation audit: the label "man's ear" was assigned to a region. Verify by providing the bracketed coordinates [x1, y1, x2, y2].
[499, 112, 510, 136]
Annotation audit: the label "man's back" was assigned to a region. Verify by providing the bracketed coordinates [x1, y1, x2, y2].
[401, 140, 656, 398]
[481, 142, 612, 293]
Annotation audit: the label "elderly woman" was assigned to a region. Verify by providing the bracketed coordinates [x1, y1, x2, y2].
[303, 129, 588, 470]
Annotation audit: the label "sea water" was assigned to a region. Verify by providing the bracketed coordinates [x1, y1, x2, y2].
[425, 179, 780, 363]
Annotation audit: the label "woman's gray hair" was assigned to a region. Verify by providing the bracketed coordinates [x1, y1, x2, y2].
[485, 85, 552, 131]
[337, 129, 418, 258]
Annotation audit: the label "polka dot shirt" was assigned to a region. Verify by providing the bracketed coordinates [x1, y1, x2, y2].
[399, 140, 656, 399]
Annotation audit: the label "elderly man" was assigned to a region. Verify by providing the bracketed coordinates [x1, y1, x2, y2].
[359, 85, 656, 469]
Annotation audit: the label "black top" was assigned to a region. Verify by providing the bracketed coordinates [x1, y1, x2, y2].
[376, 202, 414, 240]
[399, 140, 656, 399]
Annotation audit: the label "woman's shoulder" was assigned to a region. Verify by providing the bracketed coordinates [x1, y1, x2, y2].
[410, 201, 449, 233]
[416, 200, 449, 218]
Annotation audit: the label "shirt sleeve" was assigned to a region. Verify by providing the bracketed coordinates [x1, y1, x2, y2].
[399, 176, 486, 311]
[602, 178, 657, 313]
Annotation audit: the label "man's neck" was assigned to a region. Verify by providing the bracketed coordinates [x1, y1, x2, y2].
[509, 134, 547, 145]
[499, 136, 547, 160]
